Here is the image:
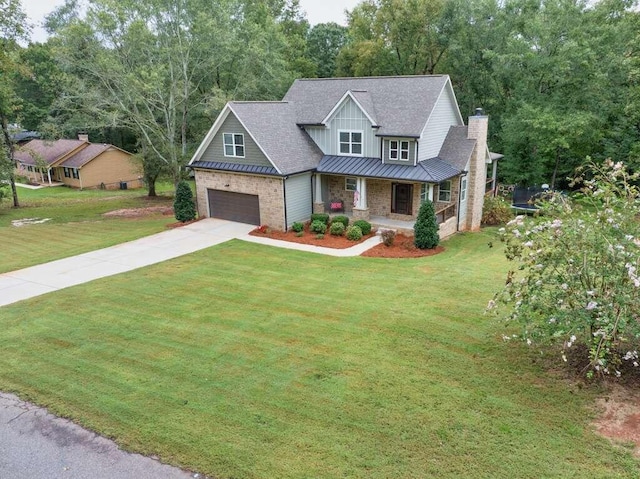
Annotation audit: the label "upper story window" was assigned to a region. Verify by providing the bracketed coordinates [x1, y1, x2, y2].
[339, 131, 362, 156]
[389, 140, 410, 161]
[223, 133, 245, 158]
[438, 180, 452, 202]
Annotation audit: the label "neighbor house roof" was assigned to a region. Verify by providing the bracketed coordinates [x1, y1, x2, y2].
[283, 75, 455, 137]
[60, 143, 111, 168]
[15, 139, 86, 166]
[317, 155, 460, 183]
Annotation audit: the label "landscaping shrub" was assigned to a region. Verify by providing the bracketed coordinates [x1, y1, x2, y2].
[346, 225, 363, 241]
[315, 233, 324, 239]
[310, 220, 327, 234]
[352, 219, 372, 235]
[330, 222, 345, 236]
[173, 180, 196, 222]
[331, 215, 349, 227]
[482, 196, 514, 225]
[295, 231, 304, 237]
[381, 229, 396, 246]
[310, 213, 330, 225]
[291, 221, 304, 233]
[414, 200, 439, 249]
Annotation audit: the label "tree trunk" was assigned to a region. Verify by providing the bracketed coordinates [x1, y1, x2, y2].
[1, 115, 19, 207]
[147, 181, 157, 197]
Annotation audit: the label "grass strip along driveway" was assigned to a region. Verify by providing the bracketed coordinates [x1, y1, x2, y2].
[0, 232, 637, 478]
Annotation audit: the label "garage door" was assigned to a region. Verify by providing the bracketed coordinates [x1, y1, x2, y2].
[207, 189, 260, 225]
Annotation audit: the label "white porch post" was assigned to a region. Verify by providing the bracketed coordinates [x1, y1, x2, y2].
[47, 168, 52, 186]
[357, 177, 367, 209]
[428, 184, 434, 202]
[315, 173, 322, 203]
[491, 160, 498, 196]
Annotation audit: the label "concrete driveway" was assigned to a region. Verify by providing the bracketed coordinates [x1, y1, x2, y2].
[0, 219, 254, 307]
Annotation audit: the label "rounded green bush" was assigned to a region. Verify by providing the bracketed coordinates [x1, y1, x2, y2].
[310, 220, 327, 234]
[331, 215, 349, 227]
[352, 219, 372, 235]
[330, 222, 345, 236]
[414, 200, 439, 249]
[310, 213, 330, 225]
[346, 225, 363, 241]
[291, 221, 304, 232]
[173, 180, 196, 223]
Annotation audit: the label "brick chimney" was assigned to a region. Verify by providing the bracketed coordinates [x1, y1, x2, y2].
[78, 133, 89, 142]
[465, 108, 489, 231]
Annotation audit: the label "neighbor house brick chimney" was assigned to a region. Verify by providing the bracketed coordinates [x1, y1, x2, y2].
[465, 109, 489, 231]
[78, 133, 89, 142]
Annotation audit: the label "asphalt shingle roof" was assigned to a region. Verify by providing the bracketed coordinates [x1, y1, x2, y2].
[61, 144, 111, 168]
[229, 102, 323, 175]
[282, 76, 450, 137]
[438, 126, 476, 171]
[15, 139, 85, 166]
[317, 155, 460, 183]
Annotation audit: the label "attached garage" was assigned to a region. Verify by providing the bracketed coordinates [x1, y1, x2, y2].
[207, 189, 260, 225]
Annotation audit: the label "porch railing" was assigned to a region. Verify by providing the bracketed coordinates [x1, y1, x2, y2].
[435, 203, 456, 224]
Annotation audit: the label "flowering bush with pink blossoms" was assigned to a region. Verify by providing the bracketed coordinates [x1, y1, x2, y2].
[489, 160, 640, 377]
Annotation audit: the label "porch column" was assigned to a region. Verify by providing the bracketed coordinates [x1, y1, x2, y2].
[313, 173, 325, 214]
[47, 168, 52, 186]
[428, 184, 434, 202]
[491, 160, 498, 196]
[352, 177, 370, 221]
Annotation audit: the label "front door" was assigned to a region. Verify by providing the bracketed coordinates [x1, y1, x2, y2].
[392, 183, 413, 215]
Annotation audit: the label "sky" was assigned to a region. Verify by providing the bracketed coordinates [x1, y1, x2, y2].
[23, 0, 362, 44]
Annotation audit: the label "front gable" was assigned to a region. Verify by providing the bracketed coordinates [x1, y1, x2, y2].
[305, 95, 378, 157]
[189, 105, 280, 173]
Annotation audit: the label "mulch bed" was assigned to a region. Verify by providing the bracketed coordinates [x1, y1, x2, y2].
[361, 233, 445, 258]
[250, 225, 444, 258]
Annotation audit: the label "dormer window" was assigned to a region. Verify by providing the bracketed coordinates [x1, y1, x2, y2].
[339, 131, 362, 156]
[389, 140, 410, 161]
[223, 133, 245, 158]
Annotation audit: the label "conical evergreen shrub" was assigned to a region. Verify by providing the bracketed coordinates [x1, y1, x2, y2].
[414, 199, 439, 249]
[174, 180, 197, 222]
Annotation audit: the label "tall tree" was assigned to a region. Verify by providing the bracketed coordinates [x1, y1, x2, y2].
[306, 23, 347, 78]
[0, 0, 30, 207]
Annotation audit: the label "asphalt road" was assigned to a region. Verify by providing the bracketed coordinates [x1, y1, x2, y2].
[0, 392, 202, 479]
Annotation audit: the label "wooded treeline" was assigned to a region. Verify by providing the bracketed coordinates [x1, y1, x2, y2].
[2, 0, 639, 195]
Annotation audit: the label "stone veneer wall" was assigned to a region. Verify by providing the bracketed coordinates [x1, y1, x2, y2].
[194, 169, 285, 230]
[438, 216, 457, 239]
[327, 176, 354, 213]
[465, 116, 489, 231]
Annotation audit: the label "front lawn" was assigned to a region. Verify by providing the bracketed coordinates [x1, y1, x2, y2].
[0, 233, 637, 478]
[0, 183, 176, 273]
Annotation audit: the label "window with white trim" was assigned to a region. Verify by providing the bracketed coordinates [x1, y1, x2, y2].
[72, 168, 79, 179]
[389, 140, 410, 161]
[438, 180, 451, 202]
[223, 133, 245, 158]
[345, 177, 357, 191]
[460, 178, 467, 201]
[339, 131, 362, 155]
[420, 183, 428, 204]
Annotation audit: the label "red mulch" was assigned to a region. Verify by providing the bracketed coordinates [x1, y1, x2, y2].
[249, 224, 374, 249]
[166, 217, 203, 229]
[250, 225, 444, 258]
[361, 233, 445, 258]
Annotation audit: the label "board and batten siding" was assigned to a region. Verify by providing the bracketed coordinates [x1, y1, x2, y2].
[200, 113, 272, 168]
[382, 139, 416, 165]
[305, 97, 378, 157]
[418, 86, 463, 162]
[285, 172, 312, 228]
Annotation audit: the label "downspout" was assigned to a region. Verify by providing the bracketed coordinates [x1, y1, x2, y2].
[282, 176, 288, 230]
[79, 168, 83, 190]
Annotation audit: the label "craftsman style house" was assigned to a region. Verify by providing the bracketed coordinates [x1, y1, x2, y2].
[189, 75, 499, 238]
[15, 135, 142, 190]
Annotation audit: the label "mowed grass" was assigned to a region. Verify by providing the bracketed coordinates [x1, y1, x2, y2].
[0, 234, 637, 478]
[0, 183, 177, 273]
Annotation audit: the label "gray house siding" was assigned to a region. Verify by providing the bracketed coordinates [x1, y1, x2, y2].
[382, 139, 416, 165]
[419, 86, 462, 162]
[285, 172, 312, 228]
[200, 114, 272, 168]
[305, 97, 378, 157]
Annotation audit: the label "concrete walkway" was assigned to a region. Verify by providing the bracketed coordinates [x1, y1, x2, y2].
[0, 219, 382, 307]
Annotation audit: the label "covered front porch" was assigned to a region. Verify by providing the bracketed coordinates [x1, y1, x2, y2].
[314, 173, 460, 238]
